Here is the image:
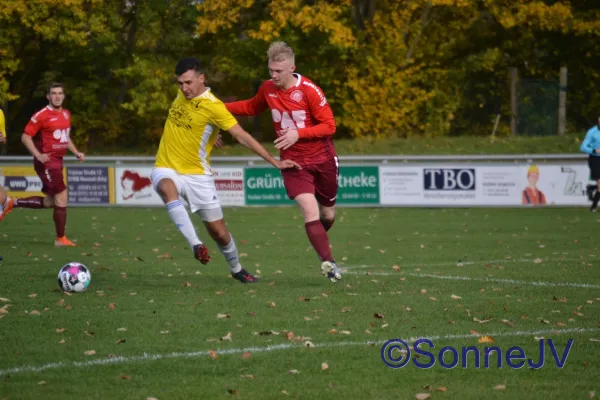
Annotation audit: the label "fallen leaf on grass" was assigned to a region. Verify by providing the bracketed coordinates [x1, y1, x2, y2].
[478, 336, 496, 344]
[241, 352, 251, 359]
[120, 375, 131, 380]
[473, 317, 490, 324]
[267, 301, 276, 308]
[436, 386, 448, 392]
[373, 313, 385, 319]
[84, 330, 94, 337]
[589, 338, 600, 342]
[183, 282, 191, 287]
[340, 330, 352, 335]
[321, 362, 329, 371]
[28, 293, 37, 298]
[533, 258, 543, 264]
[450, 294, 462, 300]
[109, 303, 116, 311]
[216, 313, 231, 319]
[415, 394, 431, 400]
[501, 319, 515, 327]
[58, 339, 65, 344]
[553, 296, 567, 303]
[209, 350, 217, 359]
[221, 332, 232, 342]
[392, 265, 400, 272]
[494, 384, 506, 390]
[84, 350, 96, 356]
[285, 332, 295, 340]
[117, 327, 127, 332]
[341, 307, 351, 313]
[29, 310, 41, 315]
[304, 341, 315, 348]
[63, 291, 73, 296]
[227, 389, 239, 395]
[288, 369, 299, 374]
[38, 380, 47, 385]
[240, 374, 255, 379]
[116, 339, 126, 344]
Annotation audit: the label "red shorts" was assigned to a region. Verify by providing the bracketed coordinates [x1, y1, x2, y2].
[34, 163, 66, 196]
[281, 157, 339, 206]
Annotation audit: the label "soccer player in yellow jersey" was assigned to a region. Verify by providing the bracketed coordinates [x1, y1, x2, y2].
[0, 108, 15, 222]
[152, 58, 299, 283]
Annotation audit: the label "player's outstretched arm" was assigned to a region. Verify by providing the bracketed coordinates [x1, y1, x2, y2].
[225, 84, 269, 116]
[227, 124, 301, 170]
[67, 138, 85, 161]
[21, 133, 49, 163]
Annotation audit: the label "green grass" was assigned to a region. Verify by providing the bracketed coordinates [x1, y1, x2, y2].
[89, 135, 585, 156]
[1, 207, 599, 399]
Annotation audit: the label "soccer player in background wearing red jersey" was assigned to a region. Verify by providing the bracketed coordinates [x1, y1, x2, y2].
[14, 83, 85, 247]
[225, 41, 342, 282]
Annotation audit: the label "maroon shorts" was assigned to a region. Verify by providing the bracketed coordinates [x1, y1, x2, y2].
[281, 156, 339, 206]
[34, 163, 66, 196]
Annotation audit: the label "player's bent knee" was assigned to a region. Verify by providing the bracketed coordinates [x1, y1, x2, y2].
[156, 178, 179, 202]
[54, 191, 68, 207]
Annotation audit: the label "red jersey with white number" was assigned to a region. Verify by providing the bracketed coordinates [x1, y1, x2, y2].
[24, 106, 71, 169]
[225, 74, 336, 166]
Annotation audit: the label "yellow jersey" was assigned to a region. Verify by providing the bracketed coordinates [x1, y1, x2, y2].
[154, 89, 237, 175]
[0, 109, 5, 138]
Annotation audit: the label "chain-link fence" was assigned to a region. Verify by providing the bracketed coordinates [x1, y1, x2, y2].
[517, 78, 559, 136]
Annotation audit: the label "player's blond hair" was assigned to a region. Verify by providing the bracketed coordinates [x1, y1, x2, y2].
[267, 41, 295, 64]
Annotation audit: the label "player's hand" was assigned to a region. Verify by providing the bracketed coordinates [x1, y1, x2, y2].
[36, 153, 50, 163]
[75, 152, 85, 162]
[214, 134, 224, 149]
[275, 159, 302, 170]
[274, 128, 299, 150]
[0, 134, 5, 143]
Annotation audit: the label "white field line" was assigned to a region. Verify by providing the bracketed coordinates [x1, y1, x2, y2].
[344, 270, 600, 289]
[0, 327, 598, 377]
[346, 257, 594, 270]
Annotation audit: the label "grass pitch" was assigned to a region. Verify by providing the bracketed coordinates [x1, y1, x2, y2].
[0, 206, 599, 400]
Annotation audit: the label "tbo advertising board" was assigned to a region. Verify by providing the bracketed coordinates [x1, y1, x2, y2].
[114, 166, 245, 206]
[244, 166, 379, 206]
[379, 163, 591, 206]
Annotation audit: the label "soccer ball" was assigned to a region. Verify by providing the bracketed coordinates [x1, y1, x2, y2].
[57, 262, 91, 293]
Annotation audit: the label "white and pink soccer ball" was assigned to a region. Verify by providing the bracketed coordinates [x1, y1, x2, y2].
[57, 262, 92, 292]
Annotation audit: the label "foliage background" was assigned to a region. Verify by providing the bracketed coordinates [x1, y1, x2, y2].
[1, 0, 599, 152]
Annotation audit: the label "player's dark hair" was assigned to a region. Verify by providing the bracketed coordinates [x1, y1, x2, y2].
[175, 58, 203, 76]
[47, 82, 65, 94]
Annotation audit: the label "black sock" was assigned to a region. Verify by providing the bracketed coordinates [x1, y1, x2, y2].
[592, 192, 600, 208]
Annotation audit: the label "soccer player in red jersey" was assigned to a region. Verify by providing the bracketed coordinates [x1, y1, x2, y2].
[225, 41, 342, 282]
[14, 83, 85, 247]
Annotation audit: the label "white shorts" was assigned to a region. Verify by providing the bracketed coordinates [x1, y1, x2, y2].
[151, 168, 221, 213]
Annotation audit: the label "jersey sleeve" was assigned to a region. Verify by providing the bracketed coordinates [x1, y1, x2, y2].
[580, 127, 597, 155]
[210, 101, 239, 131]
[0, 109, 5, 138]
[225, 83, 269, 116]
[297, 82, 336, 139]
[24, 110, 45, 137]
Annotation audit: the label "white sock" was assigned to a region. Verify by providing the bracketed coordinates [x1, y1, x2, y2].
[166, 200, 201, 249]
[219, 234, 242, 273]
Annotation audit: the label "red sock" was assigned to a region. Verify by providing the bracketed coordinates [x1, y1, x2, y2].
[15, 196, 45, 209]
[54, 206, 67, 237]
[320, 217, 335, 232]
[305, 220, 333, 262]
